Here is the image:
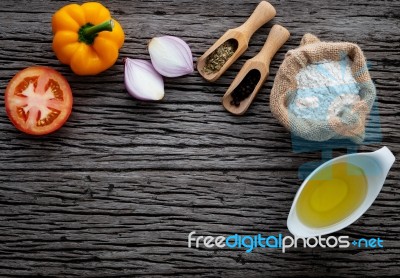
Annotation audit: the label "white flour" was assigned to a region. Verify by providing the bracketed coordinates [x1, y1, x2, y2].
[288, 56, 360, 121]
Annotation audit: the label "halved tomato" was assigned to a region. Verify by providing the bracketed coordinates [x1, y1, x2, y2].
[5, 66, 73, 135]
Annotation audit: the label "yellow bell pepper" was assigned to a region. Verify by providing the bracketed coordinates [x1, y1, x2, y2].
[52, 2, 124, 75]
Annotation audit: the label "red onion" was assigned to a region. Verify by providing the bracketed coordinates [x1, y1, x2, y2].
[124, 58, 165, 101]
[149, 36, 194, 77]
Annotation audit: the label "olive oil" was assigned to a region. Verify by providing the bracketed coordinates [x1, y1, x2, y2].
[296, 162, 368, 228]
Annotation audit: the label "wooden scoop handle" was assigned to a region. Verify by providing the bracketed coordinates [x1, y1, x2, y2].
[253, 24, 290, 67]
[222, 25, 290, 116]
[236, 1, 276, 41]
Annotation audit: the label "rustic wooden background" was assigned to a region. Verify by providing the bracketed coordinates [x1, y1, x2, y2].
[0, 0, 399, 277]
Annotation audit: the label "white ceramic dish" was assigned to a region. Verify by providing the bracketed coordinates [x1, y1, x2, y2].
[287, 146, 395, 238]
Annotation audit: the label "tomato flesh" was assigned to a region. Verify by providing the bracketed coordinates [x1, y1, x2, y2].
[5, 67, 73, 135]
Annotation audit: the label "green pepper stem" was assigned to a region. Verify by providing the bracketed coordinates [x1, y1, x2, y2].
[83, 20, 114, 37]
[78, 20, 114, 45]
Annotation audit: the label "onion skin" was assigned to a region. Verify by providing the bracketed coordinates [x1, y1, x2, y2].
[149, 36, 194, 77]
[124, 58, 165, 101]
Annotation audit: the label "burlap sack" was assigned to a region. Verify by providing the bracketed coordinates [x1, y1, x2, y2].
[270, 33, 376, 144]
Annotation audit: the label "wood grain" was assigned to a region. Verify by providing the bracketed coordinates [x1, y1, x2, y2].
[0, 0, 399, 277]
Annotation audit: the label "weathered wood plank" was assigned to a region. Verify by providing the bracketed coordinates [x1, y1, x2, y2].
[0, 0, 399, 277]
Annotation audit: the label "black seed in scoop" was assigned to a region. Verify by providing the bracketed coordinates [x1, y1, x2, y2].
[230, 69, 261, 107]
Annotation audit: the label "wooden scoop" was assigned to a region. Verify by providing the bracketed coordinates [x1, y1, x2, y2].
[197, 1, 276, 82]
[222, 24, 290, 115]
